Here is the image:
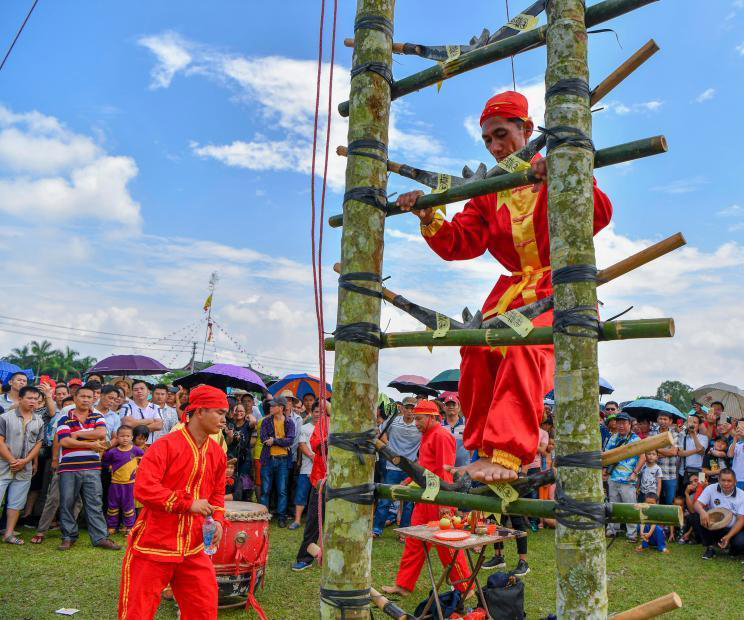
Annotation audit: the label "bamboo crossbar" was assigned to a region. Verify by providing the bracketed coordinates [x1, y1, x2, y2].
[375, 484, 683, 526]
[338, 0, 660, 117]
[328, 135, 667, 228]
[324, 318, 674, 350]
[610, 593, 683, 620]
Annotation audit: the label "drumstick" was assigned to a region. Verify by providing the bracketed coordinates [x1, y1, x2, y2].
[307, 542, 322, 559]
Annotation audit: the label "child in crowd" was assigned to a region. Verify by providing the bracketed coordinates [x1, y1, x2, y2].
[225, 458, 237, 501]
[703, 437, 730, 484]
[132, 425, 149, 452]
[638, 450, 662, 500]
[635, 493, 669, 553]
[676, 472, 706, 544]
[101, 426, 144, 535]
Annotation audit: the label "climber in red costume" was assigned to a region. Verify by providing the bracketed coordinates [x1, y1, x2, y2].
[382, 400, 471, 598]
[396, 91, 612, 484]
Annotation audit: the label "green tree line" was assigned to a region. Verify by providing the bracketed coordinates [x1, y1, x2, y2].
[3, 340, 97, 380]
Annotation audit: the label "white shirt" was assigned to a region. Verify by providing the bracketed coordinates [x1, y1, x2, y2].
[299, 422, 315, 475]
[697, 484, 744, 528]
[677, 430, 709, 474]
[121, 401, 163, 444]
[731, 442, 744, 481]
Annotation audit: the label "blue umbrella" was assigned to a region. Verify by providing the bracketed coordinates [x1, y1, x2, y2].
[0, 360, 34, 385]
[268, 373, 332, 400]
[545, 376, 614, 401]
[622, 399, 685, 422]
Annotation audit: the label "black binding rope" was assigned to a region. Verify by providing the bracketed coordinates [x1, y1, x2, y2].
[553, 482, 610, 530]
[346, 139, 388, 163]
[350, 62, 393, 86]
[334, 322, 383, 348]
[343, 186, 388, 211]
[538, 125, 595, 153]
[604, 305, 633, 322]
[329, 429, 377, 464]
[552, 264, 597, 286]
[319, 587, 371, 620]
[325, 483, 376, 505]
[554, 451, 602, 469]
[338, 272, 383, 300]
[354, 14, 393, 38]
[553, 305, 601, 339]
[545, 78, 590, 100]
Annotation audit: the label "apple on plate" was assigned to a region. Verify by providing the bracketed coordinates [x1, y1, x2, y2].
[439, 517, 452, 529]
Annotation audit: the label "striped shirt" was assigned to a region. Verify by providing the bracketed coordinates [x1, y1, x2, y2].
[56, 409, 106, 473]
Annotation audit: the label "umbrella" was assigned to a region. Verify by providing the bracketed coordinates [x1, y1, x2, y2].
[545, 376, 614, 401]
[388, 374, 439, 398]
[268, 373, 332, 400]
[87, 355, 169, 376]
[692, 382, 744, 419]
[427, 369, 460, 392]
[174, 364, 267, 393]
[622, 399, 685, 422]
[0, 360, 34, 385]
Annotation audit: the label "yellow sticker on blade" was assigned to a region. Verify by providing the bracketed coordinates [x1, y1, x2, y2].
[506, 13, 538, 32]
[431, 173, 450, 214]
[421, 469, 441, 501]
[495, 309, 534, 337]
[496, 153, 531, 174]
[487, 482, 519, 510]
[445, 45, 461, 62]
[433, 313, 451, 338]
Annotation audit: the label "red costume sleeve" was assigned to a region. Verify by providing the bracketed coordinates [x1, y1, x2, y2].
[208, 449, 227, 526]
[591, 181, 613, 234]
[422, 197, 490, 260]
[429, 429, 456, 483]
[134, 439, 194, 514]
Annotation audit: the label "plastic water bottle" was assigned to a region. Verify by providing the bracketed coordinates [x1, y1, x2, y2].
[202, 516, 217, 555]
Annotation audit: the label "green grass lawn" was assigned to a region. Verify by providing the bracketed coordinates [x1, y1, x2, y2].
[1, 524, 742, 619]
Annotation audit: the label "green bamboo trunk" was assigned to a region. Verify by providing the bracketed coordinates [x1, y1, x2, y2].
[324, 318, 674, 350]
[545, 1, 606, 616]
[375, 485, 682, 526]
[328, 135, 666, 228]
[321, 1, 394, 618]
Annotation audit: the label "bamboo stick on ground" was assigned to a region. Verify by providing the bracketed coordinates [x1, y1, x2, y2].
[376, 484, 683, 526]
[338, 0, 660, 117]
[324, 318, 674, 351]
[369, 588, 409, 620]
[610, 593, 682, 620]
[328, 136, 667, 228]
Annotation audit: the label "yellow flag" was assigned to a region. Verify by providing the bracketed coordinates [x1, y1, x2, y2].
[203, 294, 213, 312]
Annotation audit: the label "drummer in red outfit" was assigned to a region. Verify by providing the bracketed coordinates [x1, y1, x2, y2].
[382, 401, 471, 597]
[118, 385, 228, 620]
[396, 91, 613, 484]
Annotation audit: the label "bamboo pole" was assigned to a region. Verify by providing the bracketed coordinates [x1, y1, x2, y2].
[328, 136, 667, 228]
[369, 588, 409, 620]
[610, 593, 683, 620]
[321, 1, 395, 618]
[324, 318, 675, 350]
[375, 485, 683, 526]
[602, 432, 673, 466]
[545, 0, 607, 616]
[338, 0, 660, 116]
[591, 39, 659, 102]
[597, 233, 685, 284]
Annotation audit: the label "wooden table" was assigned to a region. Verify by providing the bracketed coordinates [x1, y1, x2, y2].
[394, 525, 525, 620]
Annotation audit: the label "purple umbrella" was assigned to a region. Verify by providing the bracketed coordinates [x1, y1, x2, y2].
[173, 364, 267, 393]
[87, 355, 169, 376]
[388, 374, 439, 398]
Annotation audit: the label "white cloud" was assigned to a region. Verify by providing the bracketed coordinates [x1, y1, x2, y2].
[139, 32, 444, 191]
[718, 204, 744, 217]
[737, 41, 744, 56]
[598, 100, 664, 115]
[0, 105, 142, 228]
[464, 115, 481, 143]
[651, 176, 707, 195]
[695, 88, 715, 103]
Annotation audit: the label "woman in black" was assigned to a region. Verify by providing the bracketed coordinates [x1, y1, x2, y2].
[225, 403, 256, 500]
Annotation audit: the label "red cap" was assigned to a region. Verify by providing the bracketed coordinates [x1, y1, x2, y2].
[185, 384, 229, 413]
[413, 400, 440, 416]
[440, 391, 460, 405]
[480, 90, 530, 126]
[68, 378, 83, 386]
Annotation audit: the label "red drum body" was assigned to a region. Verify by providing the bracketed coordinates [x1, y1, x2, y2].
[212, 501, 270, 609]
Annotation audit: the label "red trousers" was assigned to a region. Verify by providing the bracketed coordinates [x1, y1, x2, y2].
[395, 503, 471, 593]
[459, 311, 554, 466]
[119, 550, 218, 620]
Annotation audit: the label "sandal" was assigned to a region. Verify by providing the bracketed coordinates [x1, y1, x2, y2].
[30, 534, 44, 544]
[4, 535, 24, 545]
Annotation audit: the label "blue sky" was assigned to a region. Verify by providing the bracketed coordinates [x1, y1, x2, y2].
[0, 0, 742, 400]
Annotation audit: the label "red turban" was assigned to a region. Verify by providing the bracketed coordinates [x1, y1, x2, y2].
[184, 384, 228, 413]
[413, 400, 440, 416]
[480, 90, 530, 126]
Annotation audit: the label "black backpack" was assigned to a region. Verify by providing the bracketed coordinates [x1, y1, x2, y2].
[483, 573, 525, 620]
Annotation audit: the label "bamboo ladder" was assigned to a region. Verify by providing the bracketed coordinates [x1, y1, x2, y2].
[322, 1, 680, 618]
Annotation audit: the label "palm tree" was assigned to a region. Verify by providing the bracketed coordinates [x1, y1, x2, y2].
[74, 355, 98, 379]
[30, 340, 55, 379]
[7, 345, 32, 369]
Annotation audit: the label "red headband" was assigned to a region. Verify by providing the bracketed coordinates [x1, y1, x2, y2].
[184, 384, 228, 413]
[480, 90, 530, 126]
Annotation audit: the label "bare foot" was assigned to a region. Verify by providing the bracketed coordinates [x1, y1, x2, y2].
[659, 548, 670, 554]
[635, 545, 645, 552]
[381, 585, 412, 597]
[446, 457, 518, 484]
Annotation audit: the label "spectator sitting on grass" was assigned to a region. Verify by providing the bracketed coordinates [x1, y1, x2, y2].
[635, 493, 669, 554]
[676, 472, 705, 545]
[692, 468, 744, 560]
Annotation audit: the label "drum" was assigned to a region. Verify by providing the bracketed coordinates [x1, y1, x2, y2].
[212, 501, 271, 609]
